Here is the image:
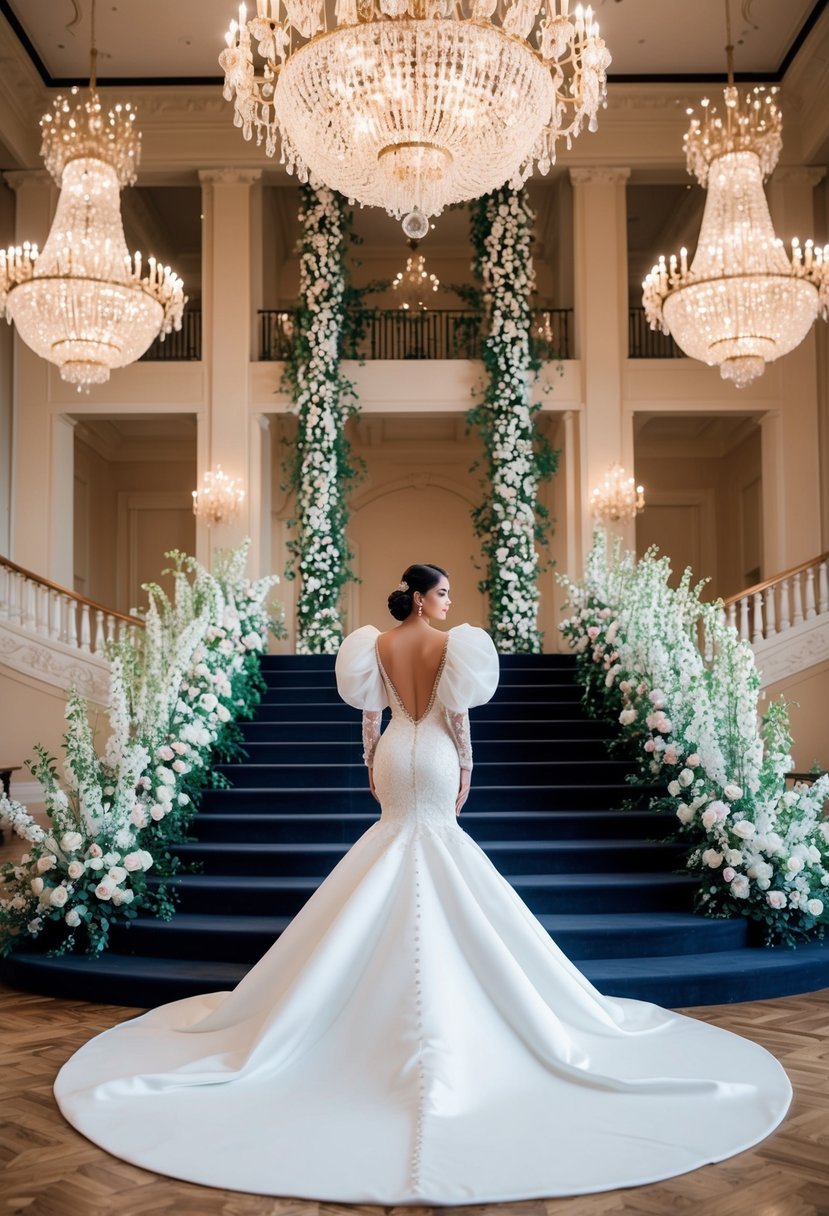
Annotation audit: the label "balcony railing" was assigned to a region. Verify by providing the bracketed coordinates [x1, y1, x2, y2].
[723, 552, 829, 645]
[141, 309, 202, 362]
[258, 307, 573, 362]
[629, 307, 684, 359]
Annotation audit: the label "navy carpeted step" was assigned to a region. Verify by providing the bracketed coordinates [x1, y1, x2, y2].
[150, 870, 697, 917]
[190, 809, 669, 844]
[258, 684, 584, 705]
[107, 911, 749, 966]
[213, 759, 635, 789]
[241, 718, 615, 743]
[232, 739, 613, 764]
[172, 837, 686, 877]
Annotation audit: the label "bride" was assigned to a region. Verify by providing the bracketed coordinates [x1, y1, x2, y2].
[54, 562, 791, 1203]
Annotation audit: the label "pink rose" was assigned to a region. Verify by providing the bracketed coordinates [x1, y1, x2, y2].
[87, 843, 103, 858]
[130, 806, 147, 828]
[686, 753, 700, 767]
[123, 853, 142, 872]
[722, 867, 736, 882]
[643, 740, 656, 753]
[663, 747, 678, 766]
[587, 626, 600, 639]
[157, 745, 175, 762]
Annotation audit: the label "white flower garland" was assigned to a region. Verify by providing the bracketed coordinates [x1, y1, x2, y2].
[0, 543, 281, 956]
[468, 188, 556, 653]
[285, 184, 359, 655]
[559, 532, 829, 946]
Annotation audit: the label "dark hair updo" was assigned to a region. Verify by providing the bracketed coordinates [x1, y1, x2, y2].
[387, 563, 449, 622]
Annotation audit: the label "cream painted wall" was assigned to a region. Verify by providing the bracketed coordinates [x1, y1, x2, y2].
[74, 436, 196, 613]
[634, 426, 763, 599]
[763, 659, 829, 773]
[0, 181, 13, 556]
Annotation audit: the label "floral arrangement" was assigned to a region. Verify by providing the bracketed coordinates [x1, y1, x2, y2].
[0, 543, 281, 956]
[282, 183, 363, 655]
[467, 186, 558, 653]
[558, 531, 829, 946]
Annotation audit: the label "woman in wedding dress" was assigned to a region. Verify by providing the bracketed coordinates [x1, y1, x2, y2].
[54, 562, 792, 1203]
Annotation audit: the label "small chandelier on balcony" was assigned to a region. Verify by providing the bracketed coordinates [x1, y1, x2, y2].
[0, 1, 185, 391]
[220, 0, 610, 237]
[591, 464, 645, 524]
[192, 467, 246, 526]
[392, 242, 440, 311]
[642, 0, 829, 389]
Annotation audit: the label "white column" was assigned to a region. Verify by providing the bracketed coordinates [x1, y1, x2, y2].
[6, 170, 57, 576]
[198, 168, 262, 565]
[570, 167, 631, 558]
[50, 414, 76, 586]
[248, 413, 272, 581]
[763, 167, 824, 571]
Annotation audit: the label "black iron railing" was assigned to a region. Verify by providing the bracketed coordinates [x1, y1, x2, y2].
[141, 309, 202, 361]
[628, 307, 684, 359]
[257, 307, 573, 362]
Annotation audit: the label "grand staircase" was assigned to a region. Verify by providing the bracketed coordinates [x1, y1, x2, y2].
[3, 653, 828, 1007]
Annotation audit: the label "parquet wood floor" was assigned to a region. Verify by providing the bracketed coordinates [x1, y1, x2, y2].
[1, 981, 828, 1216]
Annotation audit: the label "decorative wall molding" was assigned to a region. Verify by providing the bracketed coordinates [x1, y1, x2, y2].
[0, 620, 110, 703]
[754, 615, 829, 688]
[569, 167, 632, 186]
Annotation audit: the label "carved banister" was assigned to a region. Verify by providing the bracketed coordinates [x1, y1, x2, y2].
[723, 552, 829, 648]
[0, 554, 144, 628]
[723, 551, 829, 606]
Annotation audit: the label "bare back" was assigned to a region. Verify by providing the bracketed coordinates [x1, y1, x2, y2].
[376, 627, 448, 722]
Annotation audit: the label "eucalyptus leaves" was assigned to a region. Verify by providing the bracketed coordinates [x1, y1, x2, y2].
[283, 183, 361, 654]
[468, 187, 557, 653]
[559, 533, 829, 946]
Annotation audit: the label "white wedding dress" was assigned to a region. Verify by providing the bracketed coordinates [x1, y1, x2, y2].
[54, 624, 792, 1203]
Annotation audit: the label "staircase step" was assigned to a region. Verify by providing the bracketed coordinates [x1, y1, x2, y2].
[106, 910, 749, 965]
[258, 684, 584, 705]
[231, 739, 613, 764]
[191, 809, 671, 844]
[152, 871, 697, 917]
[262, 667, 580, 689]
[213, 759, 635, 789]
[241, 718, 615, 743]
[250, 700, 591, 721]
[198, 784, 659, 814]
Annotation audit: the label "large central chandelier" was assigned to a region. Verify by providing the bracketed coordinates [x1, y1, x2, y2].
[0, 3, 184, 390]
[220, 0, 610, 237]
[642, 2, 828, 389]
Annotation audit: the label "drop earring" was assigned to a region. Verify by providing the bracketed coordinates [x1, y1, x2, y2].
[417, 601, 423, 617]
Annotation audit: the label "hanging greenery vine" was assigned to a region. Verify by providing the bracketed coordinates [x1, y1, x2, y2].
[282, 183, 363, 654]
[467, 187, 558, 653]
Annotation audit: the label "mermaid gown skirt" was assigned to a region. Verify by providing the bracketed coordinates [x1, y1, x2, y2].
[54, 627, 791, 1202]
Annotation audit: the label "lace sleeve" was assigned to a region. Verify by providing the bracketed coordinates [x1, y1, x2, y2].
[362, 711, 383, 767]
[445, 708, 473, 770]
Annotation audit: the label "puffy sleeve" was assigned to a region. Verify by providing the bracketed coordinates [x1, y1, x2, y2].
[437, 624, 499, 712]
[335, 625, 389, 711]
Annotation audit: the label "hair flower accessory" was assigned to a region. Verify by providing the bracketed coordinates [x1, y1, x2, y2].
[396, 580, 409, 592]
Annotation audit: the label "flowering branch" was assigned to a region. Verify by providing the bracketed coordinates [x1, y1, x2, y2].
[467, 187, 558, 653]
[559, 531, 829, 946]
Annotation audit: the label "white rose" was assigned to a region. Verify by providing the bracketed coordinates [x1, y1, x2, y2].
[807, 898, 824, 917]
[766, 890, 787, 910]
[60, 831, 83, 853]
[702, 849, 723, 868]
[786, 856, 804, 874]
[108, 866, 127, 884]
[95, 878, 116, 901]
[678, 769, 694, 788]
[676, 803, 695, 825]
[701, 809, 717, 830]
[30, 877, 44, 896]
[667, 781, 681, 797]
[49, 885, 69, 907]
[730, 875, 750, 899]
[138, 850, 154, 871]
[65, 908, 81, 927]
[732, 820, 756, 839]
[67, 861, 85, 880]
[36, 854, 57, 874]
[618, 708, 636, 726]
[86, 856, 104, 871]
[724, 784, 743, 801]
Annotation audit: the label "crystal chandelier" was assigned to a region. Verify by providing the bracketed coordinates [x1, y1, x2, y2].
[192, 467, 246, 526]
[0, 3, 185, 391]
[392, 242, 440, 310]
[642, 3, 829, 389]
[220, 0, 610, 236]
[590, 464, 644, 524]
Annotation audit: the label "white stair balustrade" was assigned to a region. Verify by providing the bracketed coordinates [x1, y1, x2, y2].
[723, 552, 829, 687]
[0, 554, 143, 703]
